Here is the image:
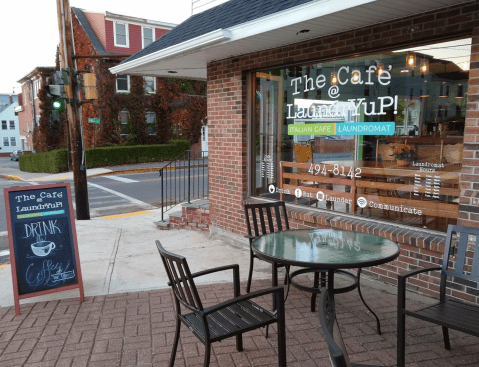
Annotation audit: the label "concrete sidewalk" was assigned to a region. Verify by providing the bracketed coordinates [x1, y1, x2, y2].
[0, 208, 271, 309]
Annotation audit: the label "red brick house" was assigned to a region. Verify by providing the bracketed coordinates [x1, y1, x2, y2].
[114, 0, 479, 303]
[16, 67, 56, 151]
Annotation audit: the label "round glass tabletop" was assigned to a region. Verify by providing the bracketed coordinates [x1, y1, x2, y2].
[252, 228, 399, 269]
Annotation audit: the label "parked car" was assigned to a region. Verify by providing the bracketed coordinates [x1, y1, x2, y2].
[10, 150, 22, 161]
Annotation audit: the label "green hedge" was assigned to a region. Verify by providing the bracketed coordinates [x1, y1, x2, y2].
[19, 140, 190, 173]
[19, 149, 69, 173]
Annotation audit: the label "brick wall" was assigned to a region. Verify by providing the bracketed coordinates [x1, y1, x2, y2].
[459, 26, 479, 226]
[207, 3, 479, 301]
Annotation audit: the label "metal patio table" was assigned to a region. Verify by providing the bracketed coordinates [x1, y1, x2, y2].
[252, 228, 400, 333]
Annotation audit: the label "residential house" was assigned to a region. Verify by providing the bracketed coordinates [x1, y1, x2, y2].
[16, 67, 55, 151]
[0, 94, 21, 156]
[71, 8, 186, 148]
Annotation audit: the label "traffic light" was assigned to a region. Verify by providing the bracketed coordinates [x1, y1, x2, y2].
[46, 71, 66, 112]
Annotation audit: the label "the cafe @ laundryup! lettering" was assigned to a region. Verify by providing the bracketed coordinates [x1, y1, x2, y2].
[287, 64, 397, 136]
[279, 64, 424, 217]
[4, 183, 84, 314]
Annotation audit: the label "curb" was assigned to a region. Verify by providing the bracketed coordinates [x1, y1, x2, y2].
[0, 175, 24, 181]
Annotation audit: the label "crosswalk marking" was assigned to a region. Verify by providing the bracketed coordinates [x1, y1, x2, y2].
[103, 175, 139, 183]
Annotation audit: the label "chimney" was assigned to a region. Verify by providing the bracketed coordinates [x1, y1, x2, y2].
[9, 95, 13, 104]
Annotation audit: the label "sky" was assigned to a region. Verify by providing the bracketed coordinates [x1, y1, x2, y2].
[0, 0, 203, 95]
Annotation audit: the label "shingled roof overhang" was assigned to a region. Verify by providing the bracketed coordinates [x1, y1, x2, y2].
[110, 0, 471, 80]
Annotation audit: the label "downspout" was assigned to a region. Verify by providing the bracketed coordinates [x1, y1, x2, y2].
[28, 79, 36, 151]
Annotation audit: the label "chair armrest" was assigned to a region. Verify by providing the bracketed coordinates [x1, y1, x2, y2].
[167, 264, 239, 286]
[398, 266, 442, 283]
[397, 266, 442, 311]
[203, 286, 284, 316]
[190, 264, 239, 279]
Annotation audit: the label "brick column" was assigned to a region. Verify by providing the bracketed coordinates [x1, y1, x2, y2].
[458, 26, 479, 227]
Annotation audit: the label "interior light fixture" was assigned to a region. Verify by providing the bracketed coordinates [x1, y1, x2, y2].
[455, 84, 464, 99]
[376, 62, 384, 75]
[352, 68, 360, 82]
[420, 58, 429, 74]
[406, 51, 416, 68]
[331, 71, 338, 85]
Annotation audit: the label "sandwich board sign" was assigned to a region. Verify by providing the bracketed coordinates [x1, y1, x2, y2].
[3, 182, 84, 315]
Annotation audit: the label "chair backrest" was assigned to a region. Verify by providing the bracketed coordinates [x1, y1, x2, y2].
[441, 225, 479, 300]
[156, 240, 204, 311]
[318, 287, 352, 367]
[244, 201, 289, 239]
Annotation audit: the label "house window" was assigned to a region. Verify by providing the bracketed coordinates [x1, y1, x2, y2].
[142, 27, 154, 48]
[1, 121, 6, 130]
[114, 21, 129, 47]
[119, 109, 129, 135]
[144, 77, 156, 93]
[10, 121, 15, 130]
[250, 37, 471, 232]
[3, 137, 9, 146]
[116, 75, 130, 93]
[10, 137, 16, 146]
[146, 112, 156, 135]
[33, 79, 41, 99]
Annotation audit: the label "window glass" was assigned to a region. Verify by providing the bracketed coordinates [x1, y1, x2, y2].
[3, 137, 9, 146]
[143, 27, 153, 48]
[252, 38, 471, 232]
[144, 77, 156, 93]
[1, 121, 6, 130]
[10, 137, 16, 146]
[119, 110, 129, 135]
[146, 112, 156, 135]
[116, 75, 129, 92]
[115, 22, 127, 46]
[10, 121, 15, 129]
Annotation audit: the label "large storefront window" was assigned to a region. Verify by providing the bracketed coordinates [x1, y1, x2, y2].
[252, 38, 471, 232]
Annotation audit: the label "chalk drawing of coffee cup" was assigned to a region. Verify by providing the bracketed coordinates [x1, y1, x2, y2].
[31, 241, 56, 257]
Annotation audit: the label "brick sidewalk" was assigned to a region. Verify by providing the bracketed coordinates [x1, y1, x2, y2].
[1, 277, 479, 367]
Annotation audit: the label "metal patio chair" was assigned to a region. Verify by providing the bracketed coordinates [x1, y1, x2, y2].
[397, 225, 479, 367]
[244, 201, 292, 294]
[319, 287, 383, 367]
[156, 240, 287, 367]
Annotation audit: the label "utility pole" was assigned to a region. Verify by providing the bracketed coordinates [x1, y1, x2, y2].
[56, 0, 90, 220]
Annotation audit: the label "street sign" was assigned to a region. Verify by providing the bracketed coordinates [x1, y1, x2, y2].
[4, 183, 84, 315]
[88, 118, 100, 124]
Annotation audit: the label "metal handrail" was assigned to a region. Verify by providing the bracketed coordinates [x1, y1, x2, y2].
[159, 150, 209, 221]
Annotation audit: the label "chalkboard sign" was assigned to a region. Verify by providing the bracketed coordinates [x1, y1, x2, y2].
[4, 183, 84, 315]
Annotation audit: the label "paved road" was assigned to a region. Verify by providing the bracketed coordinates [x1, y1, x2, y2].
[0, 160, 208, 264]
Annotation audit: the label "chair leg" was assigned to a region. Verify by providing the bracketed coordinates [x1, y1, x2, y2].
[169, 317, 181, 367]
[442, 326, 451, 350]
[246, 253, 254, 293]
[236, 333, 243, 352]
[310, 271, 320, 312]
[203, 343, 211, 367]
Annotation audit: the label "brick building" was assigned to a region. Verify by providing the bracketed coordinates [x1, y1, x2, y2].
[17, 67, 55, 151]
[114, 0, 478, 302]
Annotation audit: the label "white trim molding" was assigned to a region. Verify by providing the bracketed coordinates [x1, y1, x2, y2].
[110, 29, 232, 74]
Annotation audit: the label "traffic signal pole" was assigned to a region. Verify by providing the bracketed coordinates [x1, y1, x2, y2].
[56, 0, 90, 220]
